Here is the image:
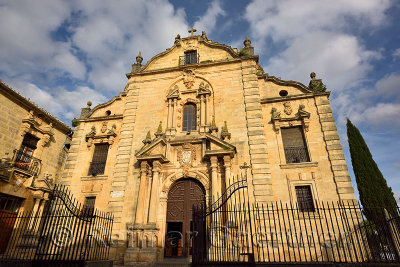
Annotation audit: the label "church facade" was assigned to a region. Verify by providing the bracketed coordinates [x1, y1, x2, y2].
[61, 30, 356, 263]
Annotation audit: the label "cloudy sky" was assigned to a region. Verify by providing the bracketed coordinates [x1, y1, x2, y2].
[0, 0, 399, 201]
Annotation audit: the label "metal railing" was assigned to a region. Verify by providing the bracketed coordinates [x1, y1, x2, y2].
[11, 149, 41, 176]
[193, 202, 400, 265]
[284, 146, 310, 163]
[179, 53, 200, 66]
[0, 184, 114, 262]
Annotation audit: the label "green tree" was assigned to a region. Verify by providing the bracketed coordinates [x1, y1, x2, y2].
[346, 119, 397, 217]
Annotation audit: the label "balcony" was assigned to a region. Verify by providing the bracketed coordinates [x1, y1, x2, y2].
[179, 52, 200, 66]
[284, 146, 310, 164]
[0, 150, 42, 181]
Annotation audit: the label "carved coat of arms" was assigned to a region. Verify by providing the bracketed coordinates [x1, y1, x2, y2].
[183, 70, 195, 89]
[177, 143, 197, 176]
[283, 102, 292, 115]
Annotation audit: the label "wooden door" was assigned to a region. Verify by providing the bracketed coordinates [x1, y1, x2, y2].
[166, 179, 205, 257]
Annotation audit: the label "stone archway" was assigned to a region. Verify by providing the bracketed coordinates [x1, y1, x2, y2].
[165, 178, 205, 257]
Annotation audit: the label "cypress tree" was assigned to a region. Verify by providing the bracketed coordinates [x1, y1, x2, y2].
[346, 119, 397, 217]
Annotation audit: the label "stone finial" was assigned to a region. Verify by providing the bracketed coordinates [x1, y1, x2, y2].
[175, 34, 181, 45]
[80, 101, 92, 118]
[136, 51, 143, 65]
[209, 116, 218, 134]
[221, 121, 231, 140]
[201, 31, 208, 40]
[154, 121, 163, 138]
[143, 131, 152, 145]
[188, 27, 197, 36]
[240, 36, 254, 56]
[244, 36, 252, 48]
[308, 72, 327, 92]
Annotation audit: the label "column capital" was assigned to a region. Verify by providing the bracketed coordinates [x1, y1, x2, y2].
[223, 155, 232, 167]
[140, 161, 150, 171]
[152, 160, 162, 172]
[210, 155, 218, 167]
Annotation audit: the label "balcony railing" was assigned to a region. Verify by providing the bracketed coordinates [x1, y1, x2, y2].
[88, 161, 106, 176]
[11, 149, 41, 176]
[179, 53, 200, 66]
[284, 146, 310, 163]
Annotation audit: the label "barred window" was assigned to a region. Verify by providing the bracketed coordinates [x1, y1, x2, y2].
[84, 196, 96, 215]
[183, 103, 197, 131]
[17, 133, 39, 163]
[184, 50, 197, 65]
[281, 127, 310, 163]
[295, 186, 315, 212]
[88, 144, 109, 176]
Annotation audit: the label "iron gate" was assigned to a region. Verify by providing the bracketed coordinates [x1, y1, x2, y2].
[192, 177, 400, 265]
[0, 184, 114, 265]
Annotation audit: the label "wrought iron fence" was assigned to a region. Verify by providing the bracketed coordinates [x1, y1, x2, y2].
[0, 184, 114, 264]
[11, 149, 41, 176]
[283, 146, 310, 163]
[193, 201, 400, 265]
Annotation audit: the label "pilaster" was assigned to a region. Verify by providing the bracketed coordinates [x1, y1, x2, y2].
[315, 95, 355, 202]
[241, 61, 272, 203]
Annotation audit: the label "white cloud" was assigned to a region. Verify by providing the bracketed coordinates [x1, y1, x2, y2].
[244, 0, 390, 90]
[393, 48, 400, 58]
[194, 0, 226, 35]
[375, 73, 400, 100]
[265, 32, 380, 90]
[361, 103, 400, 126]
[0, 0, 85, 79]
[7, 80, 107, 121]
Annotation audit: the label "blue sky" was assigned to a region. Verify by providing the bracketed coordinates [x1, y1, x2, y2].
[0, 0, 399, 201]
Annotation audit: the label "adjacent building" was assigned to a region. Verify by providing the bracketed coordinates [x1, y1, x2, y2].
[0, 80, 72, 216]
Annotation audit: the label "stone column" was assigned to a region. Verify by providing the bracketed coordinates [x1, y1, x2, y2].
[223, 155, 232, 190]
[172, 98, 177, 131]
[210, 156, 219, 202]
[166, 99, 172, 130]
[148, 160, 161, 225]
[205, 95, 209, 125]
[200, 95, 205, 129]
[135, 161, 149, 225]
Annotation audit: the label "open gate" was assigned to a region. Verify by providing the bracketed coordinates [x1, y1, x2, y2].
[192, 176, 400, 266]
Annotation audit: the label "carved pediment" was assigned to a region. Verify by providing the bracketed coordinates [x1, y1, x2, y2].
[204, 133, 236, 157]
[135, 137, 169, 162]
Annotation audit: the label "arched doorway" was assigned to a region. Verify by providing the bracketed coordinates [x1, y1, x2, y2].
[165, 178, 205, 257]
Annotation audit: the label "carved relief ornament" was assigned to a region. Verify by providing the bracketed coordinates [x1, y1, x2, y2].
[183, 70, 195, 89]
[271, 104, 311, 133]
[86, 123, 117, 148]
[20, 110, 54, 146]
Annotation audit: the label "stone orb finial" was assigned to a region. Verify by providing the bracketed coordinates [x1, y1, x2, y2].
[87, 101, 92, 107]
[244, 35, 252, 48]
[310, 72, 316, 79]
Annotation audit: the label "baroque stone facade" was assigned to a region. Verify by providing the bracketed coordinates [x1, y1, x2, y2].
[0, 80, 72, 213]
[60, 31, 356, 264]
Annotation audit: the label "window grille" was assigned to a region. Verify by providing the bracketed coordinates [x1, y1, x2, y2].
[183, 103, 197, 131]
[184, 50, 198, 65]
[84, 196, 96, 215]
[295, 185, 315, 212]
[281, 126, 310, 163]
[88, 144, 109, 176]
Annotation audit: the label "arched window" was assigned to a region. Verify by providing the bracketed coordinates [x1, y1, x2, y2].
[183, 103, 197, 131]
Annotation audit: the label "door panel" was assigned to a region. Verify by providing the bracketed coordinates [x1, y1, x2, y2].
[166, 179, 205, 257]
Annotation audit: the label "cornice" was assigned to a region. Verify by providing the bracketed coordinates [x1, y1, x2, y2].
[260, 92, 330, 104]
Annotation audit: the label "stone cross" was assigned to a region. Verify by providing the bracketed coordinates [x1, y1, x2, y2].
[188, 27, 197, 36]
